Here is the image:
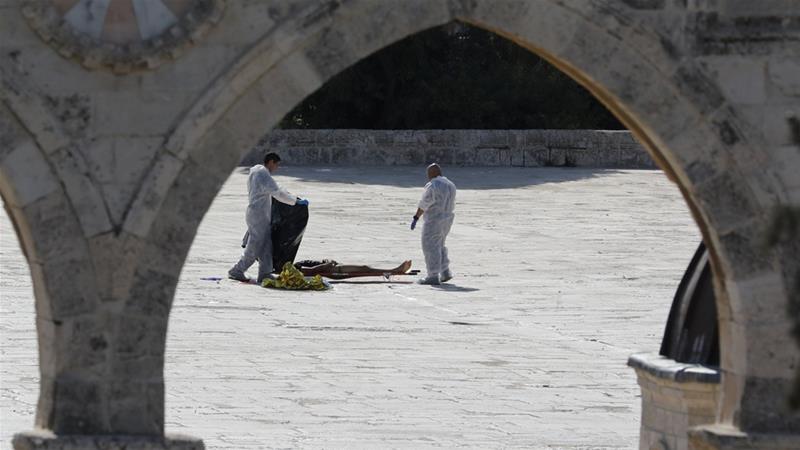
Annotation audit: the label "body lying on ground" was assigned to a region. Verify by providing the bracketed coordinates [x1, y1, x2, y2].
[293, 259, 413, 279]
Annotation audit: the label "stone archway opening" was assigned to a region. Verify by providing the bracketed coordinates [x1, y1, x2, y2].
[3, 2, 798, 449]
[161, 20, 708, 448]
[0, 194, 39, 443]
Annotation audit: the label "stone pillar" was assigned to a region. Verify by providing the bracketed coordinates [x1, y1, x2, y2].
[629, 353, 721, 450]
[1, 106, 205, 448]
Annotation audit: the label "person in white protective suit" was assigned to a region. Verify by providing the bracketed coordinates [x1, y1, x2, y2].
[228, 152, 309, 283]
[410, 163, 457, 285]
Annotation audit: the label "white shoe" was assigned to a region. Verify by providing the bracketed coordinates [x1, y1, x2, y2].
[440, 270, 453, 283]
[416, 275, 440, 285]
[228, 268, 249, 282]
[258, 273, 278, 284]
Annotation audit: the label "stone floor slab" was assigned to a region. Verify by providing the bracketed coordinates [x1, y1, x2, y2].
[1, 166, 700, 449]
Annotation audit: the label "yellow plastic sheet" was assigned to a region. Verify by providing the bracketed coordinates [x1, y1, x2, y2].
[261, 262, 330, 291]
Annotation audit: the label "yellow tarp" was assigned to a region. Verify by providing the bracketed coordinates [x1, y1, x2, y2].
[261, 262, 330, 290]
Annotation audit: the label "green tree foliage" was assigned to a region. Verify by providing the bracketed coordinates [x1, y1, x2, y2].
[279, 22, 624, 130]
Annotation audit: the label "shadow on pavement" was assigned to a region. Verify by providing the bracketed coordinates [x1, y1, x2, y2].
[431, 284, 480, 292]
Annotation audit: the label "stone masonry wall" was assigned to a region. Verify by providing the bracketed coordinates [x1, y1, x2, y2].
[244, 129, 657, 168]
[629, 354, 721, 450]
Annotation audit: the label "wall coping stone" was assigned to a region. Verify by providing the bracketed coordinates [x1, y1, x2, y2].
[245, 129, 657, 168]
[12, 431, 204, 450]
[628, 352, 721, 384]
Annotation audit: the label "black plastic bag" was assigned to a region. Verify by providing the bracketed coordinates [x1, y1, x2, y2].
[270, 201, 309, 272]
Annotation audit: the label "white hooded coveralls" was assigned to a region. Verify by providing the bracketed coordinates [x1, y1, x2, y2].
[418, 175, 457, 277]
[232, 164, 296, 279]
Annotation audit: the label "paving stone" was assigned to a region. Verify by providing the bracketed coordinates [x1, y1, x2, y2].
[2, 166, 701, 448]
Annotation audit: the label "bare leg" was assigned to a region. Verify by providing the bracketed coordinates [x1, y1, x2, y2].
[299, 261, 338, 276]
[334, 260, 411, 275]
[300, 260, 412, 279]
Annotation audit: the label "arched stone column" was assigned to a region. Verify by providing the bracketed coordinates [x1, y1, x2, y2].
[459, 3, 800, 440]
[0, 101, 104, 432]
[139, 0, 797, 445]
[1, 62, 202, 447]
[1, 0, 797, 448]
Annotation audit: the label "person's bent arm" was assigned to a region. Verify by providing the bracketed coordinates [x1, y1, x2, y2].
[272, 187, 297, 205]
[263, 175, 298, 205]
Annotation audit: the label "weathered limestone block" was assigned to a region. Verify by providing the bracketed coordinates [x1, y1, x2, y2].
[705, 57, 767, 105]
[12, 431, 203, 450]
[124, 270, 177, 321]
[468, 1, 580, 63]
[739, 375, 800, 433]
[108, 379, 164, 434]
[30, 258, 98, 320]
[0, 140, 59, 208]
[725, 272, 791, 325]
[49, 146, 112, 237]
[123, 154, 184, 239]
[37, 315, 110, 387]
[87, 231, 144, 304]
[0, 102, 30, 160]
[228, 52, 323, 146]
[83, 137, 163, 226]
[523, 146, 549, 167]
[43, 377, 107, 433]
[157, 161, 226, 232]
[391, 130, 425, 148]
[507, 147, 525, 167]
[716, 222, 775, 279]
[186, 125, 241, 181]
[737, 105, 797, 149]
[302, 0, 448, 80]
[17, 191, 89, 265]
[566, 148, 597, 166]
[673, 62, 728, 117]
[199, 0, 277, 46]
[768, 59, 800, 97]
[692, 173, 760, 236]
[561, 28, 695, 142]
[477, 129, 509, 147]
[0, 67, 70, 154]
[629, 353, 721, 450]
[43, 94, 91, 139]
[426, 129, 459, 147]
[90, 89, 192, 137]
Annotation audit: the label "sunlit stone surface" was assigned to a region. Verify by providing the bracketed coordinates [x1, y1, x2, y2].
[1, 166, 699, 448]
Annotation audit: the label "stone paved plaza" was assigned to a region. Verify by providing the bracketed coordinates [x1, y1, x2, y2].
[1, 166, 700, 449]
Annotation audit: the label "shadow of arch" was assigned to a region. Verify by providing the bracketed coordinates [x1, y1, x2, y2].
[133, 0, 797, 436]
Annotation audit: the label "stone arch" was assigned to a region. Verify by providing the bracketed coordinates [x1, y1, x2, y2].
[108, 0, 798, 439]
[0, 98, 110, 433]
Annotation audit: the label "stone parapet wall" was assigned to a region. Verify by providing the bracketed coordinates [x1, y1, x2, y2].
[629, 353, 721, 450]
[244, 129, 657, 168]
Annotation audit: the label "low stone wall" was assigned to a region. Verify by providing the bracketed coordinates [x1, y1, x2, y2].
[244, 129, 657, 168]
[628, 353, 721, 450]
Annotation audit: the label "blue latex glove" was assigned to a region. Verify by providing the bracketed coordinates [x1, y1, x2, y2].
[410, 216, 418, 230]
[296, 198, 309, 206]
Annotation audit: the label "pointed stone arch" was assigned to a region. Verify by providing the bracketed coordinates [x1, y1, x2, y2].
[138, 0, 796, 437]
[4, 0, 797, 445]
